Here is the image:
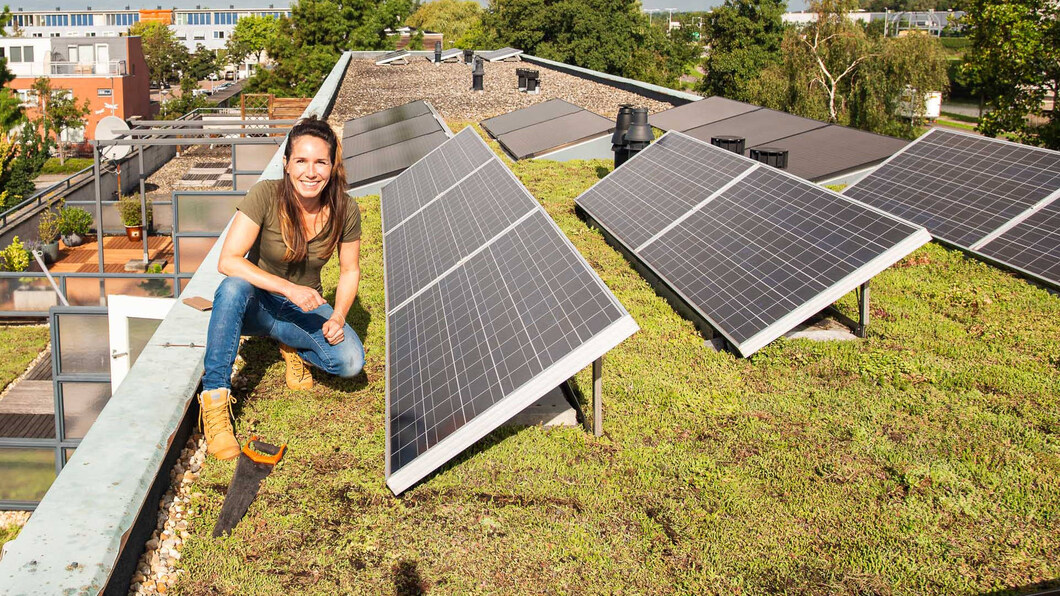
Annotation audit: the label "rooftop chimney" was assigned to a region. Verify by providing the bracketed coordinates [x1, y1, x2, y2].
[612, 105, 634, 169]
[710, 135, 745, 155]
[749, 147, 789, 169]
[463, 49, 474, 65]
[471, 57, 484, 91]
[434, 41, 442, 64]
[524, 70, 539, 94]
[516, 68, 527, 90]
[624, 108, 653, 156]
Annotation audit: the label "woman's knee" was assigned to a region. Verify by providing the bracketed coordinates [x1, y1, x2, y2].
[213, 276, 254, 305]
[334, 341, 364, 378]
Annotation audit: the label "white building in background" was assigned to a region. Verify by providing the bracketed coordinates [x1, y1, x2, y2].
[3, 6, 290, 78]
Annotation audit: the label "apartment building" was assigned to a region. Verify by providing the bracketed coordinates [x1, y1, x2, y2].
[0, 36, 151, 141]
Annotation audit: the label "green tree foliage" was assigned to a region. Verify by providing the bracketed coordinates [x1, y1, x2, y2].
[31, 78, 90, 165]
[850, 33, 950, 136]
[859, 0, 965, 11]
[0, 122, 52, 209]
[246, 0, 413, 96]
[158, 78, 210, 120]
[480, 0, 697, 86]
[699, 0, 787, 101]
[225, 14, 280, 66]
[0, 4, 23, 133]
[405, 0, 483, 48]
[130, 21, 190, 86]
[185, 45, 219, 81]
[963, 0, 1059, 149]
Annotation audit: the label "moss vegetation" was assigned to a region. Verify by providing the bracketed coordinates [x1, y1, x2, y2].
[0, 324, 49, 393]
[176, 127, 1060, 595]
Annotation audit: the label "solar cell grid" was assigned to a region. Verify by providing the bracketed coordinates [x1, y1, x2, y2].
[343, 101, 432, 138]
[844, 129, 1060, 248]
[497, 110, 614, 160]
[343, 113, 444, 159]
[576, 133, 752, 248]
[381, 128, 495, 229]
[480, 99, 582, 137]
[978, 199, 1060, 285]
[343, 130, 450, 189]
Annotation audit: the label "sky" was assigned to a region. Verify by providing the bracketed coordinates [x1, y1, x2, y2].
[9, 0, 812, 18]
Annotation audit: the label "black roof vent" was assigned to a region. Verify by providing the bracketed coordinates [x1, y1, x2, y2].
[750, 147, 789, 169]
[711, 135, 745, 155]
[434, 41, 442, 64]
[624, 107, 653, 150]
[611, 104, 633, 149]
[471, 57, 484, 91]
[463, 49, 473, 65]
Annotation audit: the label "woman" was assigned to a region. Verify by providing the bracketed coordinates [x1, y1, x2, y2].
[198, 115, 364, 460]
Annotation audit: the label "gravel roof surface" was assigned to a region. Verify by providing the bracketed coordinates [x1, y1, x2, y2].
[328, 58, 679, 127]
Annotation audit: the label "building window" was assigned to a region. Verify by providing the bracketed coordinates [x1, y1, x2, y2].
[71, 14, 93, 27]
[194, 34, 206, 40]
[50, 33, 60, 37]
[44, 14, 70, 27]
[213, 31, 225, 39]
[214, 12, 237, 25]
[98, 88, 113, 97]
[8, 46, 33, 63]
[182, 12, 211, 25]
[106, 13, 139, 26]
[16, 89, 37, 107]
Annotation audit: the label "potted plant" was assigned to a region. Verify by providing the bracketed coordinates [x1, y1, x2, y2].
[37, 207, 62, 263]
[117, 195, 153, 242]
[0, 236, 30, 272]
[58, 205, 93, 248]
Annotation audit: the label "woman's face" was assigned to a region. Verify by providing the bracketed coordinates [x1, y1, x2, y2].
[285, 135, 333, 201]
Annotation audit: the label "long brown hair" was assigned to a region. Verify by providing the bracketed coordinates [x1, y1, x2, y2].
[278, 115, 348, 262]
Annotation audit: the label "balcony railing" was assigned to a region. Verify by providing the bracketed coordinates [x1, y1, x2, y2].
[49, 60, 127, 76]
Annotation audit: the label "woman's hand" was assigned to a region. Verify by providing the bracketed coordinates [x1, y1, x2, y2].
[286, 283, 326, 313]
[322, 315, 345, 345]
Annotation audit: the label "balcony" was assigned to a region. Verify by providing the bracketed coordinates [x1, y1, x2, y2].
[49, 60, 127, 77]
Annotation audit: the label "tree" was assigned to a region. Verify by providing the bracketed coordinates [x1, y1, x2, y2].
[699, 0, 787, 101]
[130, 21, 189, 87]
[0, 4, 23, 133]
[158, 77, 210, 120]
[0, 121, 52, 209]
[405, 0, 483, 48]
[31, 77, 90, 165]
[224, 14, 279, 66]
[963, 0, 1059, 149]
[479, 0, 697, 86]
[185, 45, 219, 81]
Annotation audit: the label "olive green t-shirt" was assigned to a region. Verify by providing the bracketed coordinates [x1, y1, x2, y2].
[236, 179, 361, 292]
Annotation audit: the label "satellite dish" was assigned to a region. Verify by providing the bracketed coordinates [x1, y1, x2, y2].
[95, 115, 132, 160]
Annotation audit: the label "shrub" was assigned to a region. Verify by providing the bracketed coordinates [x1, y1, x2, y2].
[117, 195, 153, 228]
[0, 237, 31, 272]
[37, 208, 61, 243]
[58, 206, 93, 237]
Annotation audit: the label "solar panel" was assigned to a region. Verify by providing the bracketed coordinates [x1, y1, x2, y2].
[844, 128, 1060, 250]
[477, 47, 523, 62]
[747, 126, 908, 183]
[480, 100, 615, 160]
[375, 50, 410, 65]
[343, 101, 432, 138]
[576, 131, 930, 357]
[977, 200, 1060, 285]
[382, 127, 638, 494]
[341, 101, 451, 189]
[649, 96, 759, 132]
[683, 109, 828, 150]
[481, 99, 582, 137]
[439, 48, 463, 61]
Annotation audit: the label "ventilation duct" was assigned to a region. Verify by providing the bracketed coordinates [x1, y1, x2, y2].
[710, 135, 745, 155]
[516, 68, 528, 90]
[434, 41, 442, 64]
[524, 70, 540, 94]
[463, 49, 474, 65]
[624, 108, 653, 160]
[750, 147, 789, 169]
[471, 57, 484, 91]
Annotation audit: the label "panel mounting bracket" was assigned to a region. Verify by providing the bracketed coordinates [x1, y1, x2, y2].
[856, 281, 870, 338]
[592, 357, 603, 437]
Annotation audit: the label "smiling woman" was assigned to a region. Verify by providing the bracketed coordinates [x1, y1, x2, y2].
[196, 115, 365, 461]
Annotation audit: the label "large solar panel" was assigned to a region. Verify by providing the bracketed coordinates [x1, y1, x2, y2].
[375, 50, 410, 65]
[341, 100, 451, 189]
[844, 128, 1060, 249]
[480, 99, 614, 160]
[382, 127, 638, 494]
[576, 132, 930, 357]
[977, 200, 1060, 285]
[438, 48, 463, 61]
[648, 97, 907, 182]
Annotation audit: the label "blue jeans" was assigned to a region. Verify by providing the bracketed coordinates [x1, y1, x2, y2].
[202, 276, 365, 391]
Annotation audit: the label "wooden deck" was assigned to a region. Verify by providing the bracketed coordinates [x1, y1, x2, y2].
[0, 350, 55, 439]
[49, 235, 175, 274]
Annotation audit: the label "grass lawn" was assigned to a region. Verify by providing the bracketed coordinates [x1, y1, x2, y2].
[0, 324, 49, 393]
[177, 126, 1060, 595]
[39, 157, 94, 175]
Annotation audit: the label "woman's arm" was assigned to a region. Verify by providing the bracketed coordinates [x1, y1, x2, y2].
[321, 239, 361, 345]
[217, 211, 326, 312]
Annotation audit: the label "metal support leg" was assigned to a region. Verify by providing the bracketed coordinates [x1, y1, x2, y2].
[856, 281, 870, 338]
[139, 147, 149, 264]
[93, 145, 106, 305]
[592, 357, 603, 437]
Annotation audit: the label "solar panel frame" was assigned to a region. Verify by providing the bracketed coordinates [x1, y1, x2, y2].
[747, 125, 908, 183]
[976, 196, 1060, 287]
[343, 112, 446, 159]
[382, 127, 638, 494]
[575, 131, 930, 357]
[477, 47, 523, 61]
[342, 101, 453, 190]
[480, 99, 583, 138]
[682, 109, 829, 151]
[497, 110, 615, 160]
[375, 50, 411, 65]
[344, 129, 451, 189]
[343, 100, 433, 138]
[648, 96, 760, 132]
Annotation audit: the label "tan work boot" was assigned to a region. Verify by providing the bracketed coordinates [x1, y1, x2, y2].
[198, 388, 240, 460]
[279, 343, 313, 390]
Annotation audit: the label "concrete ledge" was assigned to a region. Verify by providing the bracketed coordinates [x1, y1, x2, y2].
[0, 52, 354, 596]
[518, 54, 702, 106]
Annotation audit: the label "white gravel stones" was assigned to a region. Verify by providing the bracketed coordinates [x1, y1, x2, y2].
[128, 434, 206, 596]
[328, 59, 677, 127]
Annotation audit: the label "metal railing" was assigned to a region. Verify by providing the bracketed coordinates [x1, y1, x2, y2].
[49, 60, 128, 77]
